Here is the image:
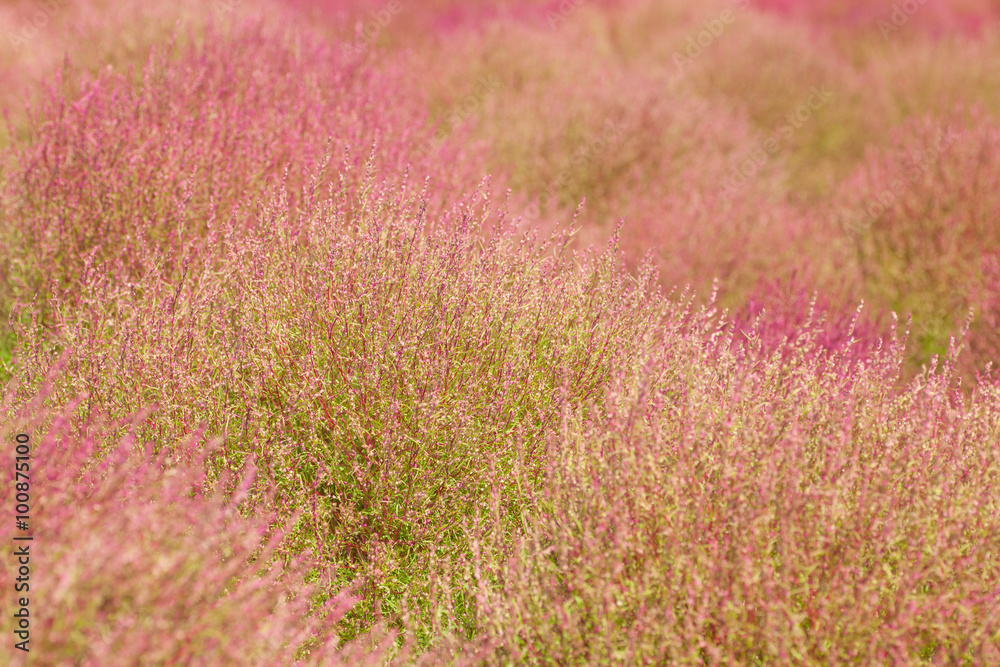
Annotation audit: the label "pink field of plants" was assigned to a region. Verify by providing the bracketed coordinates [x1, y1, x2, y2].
[1, 0, 999, 664]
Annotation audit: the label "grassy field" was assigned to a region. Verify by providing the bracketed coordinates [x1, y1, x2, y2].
[1, 0, 999, 664]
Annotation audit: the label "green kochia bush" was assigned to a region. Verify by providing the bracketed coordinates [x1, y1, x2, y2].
[0, 377, 405, 665]
[10, 159, 669, 645]
[461, 311, 1000, 664]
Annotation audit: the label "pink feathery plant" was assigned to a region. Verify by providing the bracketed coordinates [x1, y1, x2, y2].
[0, 371, 408, 665]
[0, 15, 488, 322]
[836, 105, 1000, 374]
[8, 152, 670, 645]
[729, 272, 890, 366]
[458, 300, 1000, 664]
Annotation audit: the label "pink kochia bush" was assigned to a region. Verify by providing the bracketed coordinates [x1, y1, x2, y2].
[463, 311, 1000, 663]
[729, 273, 889, 366]
[0, 377, 408, 665]
[836, 106, 1000, 373]
[9, 158, 668, 647]
[0, 16, 487, 316]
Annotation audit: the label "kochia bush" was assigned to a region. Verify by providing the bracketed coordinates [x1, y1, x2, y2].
[0, 376, 404, 665]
